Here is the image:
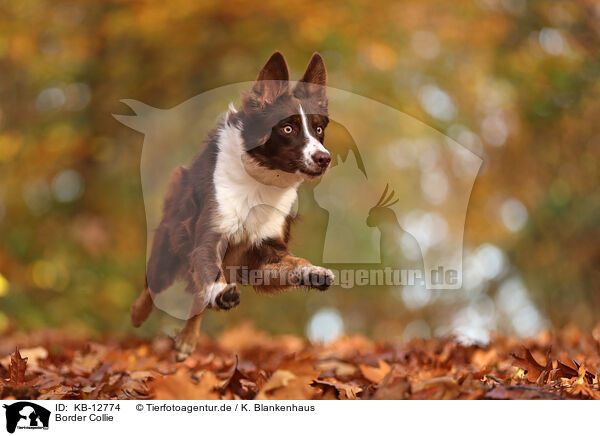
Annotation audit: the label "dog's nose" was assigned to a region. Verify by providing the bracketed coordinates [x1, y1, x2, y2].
[312, 151, 331, 168]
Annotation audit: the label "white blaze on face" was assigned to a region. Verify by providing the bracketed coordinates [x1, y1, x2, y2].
[299, 104, 328, 170]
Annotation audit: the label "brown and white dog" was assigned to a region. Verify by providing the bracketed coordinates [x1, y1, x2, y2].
[130, 51, 335, 360]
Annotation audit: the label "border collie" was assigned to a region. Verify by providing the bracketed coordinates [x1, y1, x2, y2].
[130, 51, 335, 360]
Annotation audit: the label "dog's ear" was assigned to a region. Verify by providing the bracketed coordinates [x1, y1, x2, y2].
[294, 52, 327, 104]
[297, 52, 327, 87]
[250, 51, 290, 105]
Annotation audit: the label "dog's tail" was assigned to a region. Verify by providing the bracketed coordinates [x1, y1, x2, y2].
[130, 279, 154, 327]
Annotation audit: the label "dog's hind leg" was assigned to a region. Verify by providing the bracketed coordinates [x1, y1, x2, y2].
[173, 283, 241, 361]
[173, 281, 240, 361]
[173, 287, 214, 361]
[174, 311, 204, 362]
[173, 249, 241, 360]
[131, 224, 180, 327]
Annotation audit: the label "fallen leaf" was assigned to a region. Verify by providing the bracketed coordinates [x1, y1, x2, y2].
[130, 370, 154, 380]
[219, 357, 258, 400]
[372, 372, 410, 399]
[1, 347, 47, 368]
[255, 370, 296, 399]
[152, 369, 219, 400]
[315, 359, 358, 378]
[412, 376, 460, 400]
[8, 349, 28, 388]
[471, 348, 498, 368]
[312, 379, 362, 400]
[511, 348, 551, 383]
[359, 359, 391, 384]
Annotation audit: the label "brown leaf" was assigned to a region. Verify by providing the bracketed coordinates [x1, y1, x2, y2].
[119, 377, 150, 400]
[315, 359, 358, 378]
[152, 369, 219, 400]
[71, 350, 103, 376]
[555, 360, 578, 379]
[130, 370, 154, 380]
[563, 365, 600, 398]
[257, 371, 318, 399]
[219, 357, 258, 400]
[38, 385, 74, 400]
[511, 348, 551, 383]
[217, 322, 270, 352]
[359, 359, 391, 384]
[256, 356, 321, 400]
[255, 370, 297, 399]
[484, 385, 524, 400]
[312, 379, 362, 400]
[372, 372, 410, 399]
[1, 347, 47, 368]
[559, 359, 595, 384]
[31, 370, 64, 391]
[8, 349, 28, 388]
[412, 376, 460, 400]
[471, 348, 498, 369]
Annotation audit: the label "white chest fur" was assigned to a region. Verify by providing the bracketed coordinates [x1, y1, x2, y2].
[213, 121, 300, 245]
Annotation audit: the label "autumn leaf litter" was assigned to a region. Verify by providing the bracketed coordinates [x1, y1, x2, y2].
[2, 323, 600, 400]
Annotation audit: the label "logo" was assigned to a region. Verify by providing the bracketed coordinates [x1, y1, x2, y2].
[2, 402, 50, 433]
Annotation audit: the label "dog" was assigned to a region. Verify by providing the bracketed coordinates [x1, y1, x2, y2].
[130, 51, 335, 360]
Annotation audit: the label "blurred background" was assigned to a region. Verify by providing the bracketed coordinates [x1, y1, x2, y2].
[0, 0, 599, 343]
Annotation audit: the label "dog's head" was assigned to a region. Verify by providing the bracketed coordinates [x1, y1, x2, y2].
[236, 51, 330, 180]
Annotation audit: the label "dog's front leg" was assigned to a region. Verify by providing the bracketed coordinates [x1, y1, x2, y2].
[250, 254, 335, 294]
[189, 231, 240, 310]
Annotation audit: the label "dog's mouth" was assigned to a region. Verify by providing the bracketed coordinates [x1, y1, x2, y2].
[299, 166, 328, 178]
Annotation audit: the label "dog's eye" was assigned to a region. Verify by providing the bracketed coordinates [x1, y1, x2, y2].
[316, 126, 323, 135]
[282, 125, 293, 134]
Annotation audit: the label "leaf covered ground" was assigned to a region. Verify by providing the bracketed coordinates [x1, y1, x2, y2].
[2, 323, 600, 400]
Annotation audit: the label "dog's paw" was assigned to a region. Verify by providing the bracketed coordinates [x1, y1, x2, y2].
[213, 284, 240, 310]
[174, 332, 198, 362]
[298, 266, 335, 291]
